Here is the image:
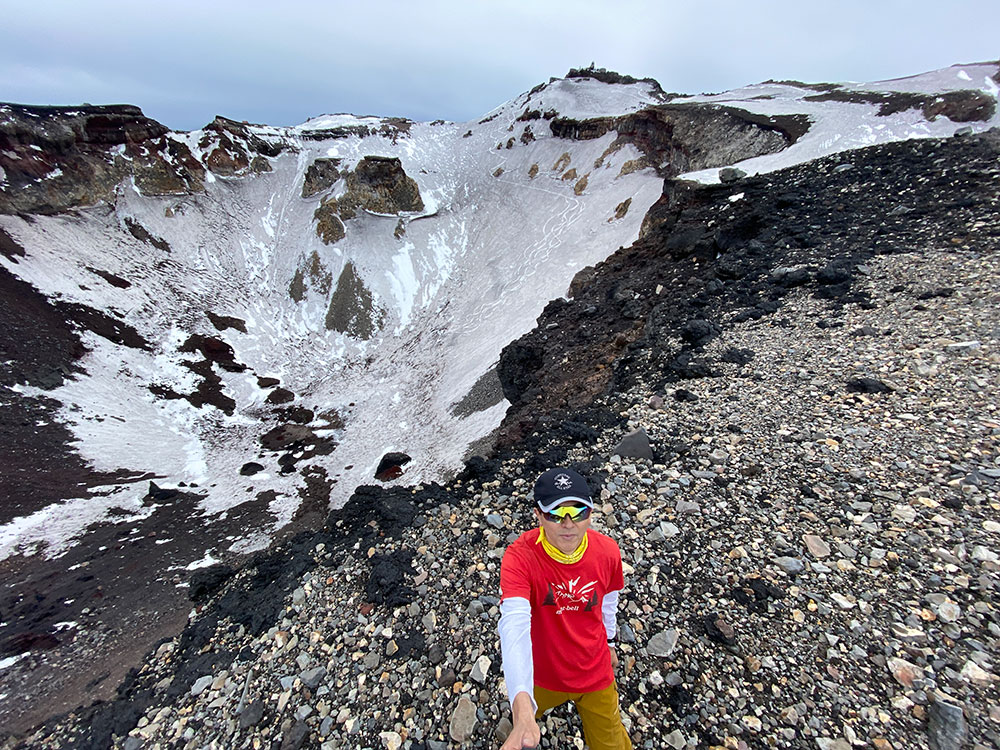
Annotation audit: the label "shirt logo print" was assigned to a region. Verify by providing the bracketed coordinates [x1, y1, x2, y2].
[542, 576, 599, 615]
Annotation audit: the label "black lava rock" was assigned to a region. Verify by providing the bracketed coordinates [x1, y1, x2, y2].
[188, 564, 235, 603]
[846, 377, 892, 394]
[238, 699, 265, 729]
[366, 549, 416, 607]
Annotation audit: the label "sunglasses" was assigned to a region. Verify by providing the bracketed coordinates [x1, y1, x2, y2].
[540, 504, 592, 523]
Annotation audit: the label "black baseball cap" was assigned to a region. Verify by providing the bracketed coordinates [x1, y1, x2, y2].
[533, 467, 594, 513]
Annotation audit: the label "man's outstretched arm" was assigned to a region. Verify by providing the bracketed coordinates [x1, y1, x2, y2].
[498, 597, 540, 749]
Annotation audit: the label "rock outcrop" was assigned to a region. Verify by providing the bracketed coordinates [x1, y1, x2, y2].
[0, 103, 205, 214]
[200, 116, 285, 177]
[338, 155, 424, 215]
[548, 103, 806, 180]
[313, 198, 347, 244]
[301, 157, 342, 198]
[310, 155, 424, 243]
[324, 261, 383, 339]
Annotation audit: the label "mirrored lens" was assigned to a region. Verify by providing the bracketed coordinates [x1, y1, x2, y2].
[543, 505, 591, 522]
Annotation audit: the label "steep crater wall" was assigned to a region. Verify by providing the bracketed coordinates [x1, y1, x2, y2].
[547, 103, 808, 179]
[0, 104, 205, 214]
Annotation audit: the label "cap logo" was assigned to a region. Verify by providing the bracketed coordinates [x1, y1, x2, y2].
[554, 473, 573, 490]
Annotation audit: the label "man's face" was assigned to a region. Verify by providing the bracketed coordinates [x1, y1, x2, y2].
[535, 502, 592, 555]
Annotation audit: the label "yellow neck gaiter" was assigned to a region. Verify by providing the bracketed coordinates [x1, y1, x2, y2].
[537, 527, 588, 564]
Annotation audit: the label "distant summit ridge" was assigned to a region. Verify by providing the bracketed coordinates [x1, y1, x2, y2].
[565, 63, 670, 96]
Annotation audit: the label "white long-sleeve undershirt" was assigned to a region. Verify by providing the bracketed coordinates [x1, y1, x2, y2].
[498, 597, 535, 711]
[602, 590, 620, 639]
[498, 591, 621, 712]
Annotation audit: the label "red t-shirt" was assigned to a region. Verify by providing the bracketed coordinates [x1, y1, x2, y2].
[500, 528, 625, 693]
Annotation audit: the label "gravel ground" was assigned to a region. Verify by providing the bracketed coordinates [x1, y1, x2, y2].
[6, 132, 999, 750]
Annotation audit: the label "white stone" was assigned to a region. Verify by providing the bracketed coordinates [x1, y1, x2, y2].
[944, 340, 981, 354]
[831, 593, 856, 609]
[379, 731, 403, 750]
[471, 655, 492, 684]
[961, 660, 995, 684]
[665, 729, 686, 748]
[742, 715, 763, 732]
[938, 601, 962, 623]
[190, 675, 213, 697]
[803, 534, 831, 558]
[646, 629, 679, 658]
[972, 546, 999, 563]
[891, 504, 917, 523]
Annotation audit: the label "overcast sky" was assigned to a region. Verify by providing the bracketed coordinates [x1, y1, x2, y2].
[2, 0, 997, 131]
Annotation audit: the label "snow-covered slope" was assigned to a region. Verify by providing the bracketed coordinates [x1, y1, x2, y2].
[678, 61, 1000, 181]
[1, 63, 997, 564]
[0, 77, 667, 559]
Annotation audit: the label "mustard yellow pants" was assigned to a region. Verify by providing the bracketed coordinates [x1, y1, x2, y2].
[534, 681, 632, 750]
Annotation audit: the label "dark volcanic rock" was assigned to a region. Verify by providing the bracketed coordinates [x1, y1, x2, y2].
[720, 347, 755, 365]
[498, 129, 1000, 445]
[280, 720, 309, 750]
[612, 429, 654, 461]
[338, 155, 424, 215]
[313, 198, 346, 244]
[805, 87, 996, 122]
[548, 103, 803, 182]
[206, 311, 248, 333]
[0, 226, 26, 261]
[55, 301, 151, 351]
[260, 424, 316, 451]
[846, 377, 893, 394]
[497, 341, 545, 404]
[265, 387, 295, 405]
[326, 484, 428, 543]
[200, 116, 284, 177]
[704, 613, 737, 646]
[302, 157, 342, 198]
[274, 406, 315, 424]
[179, 334, 245, 372]
[238, 699, 265, 729]
[366, 549, 416, 607]
[680, 318, 720, 345]
[325, 262, 383, 339]
[86, 267, 132, 289]
[146, 481, 180, 502]
[188, 564, 236, 602]
[0, 103, 203, 214]
[719, 167, 747, 183]
[1, 631, 61, 654]
[375, 452, 412, 481]
[123, 217, 171, 253]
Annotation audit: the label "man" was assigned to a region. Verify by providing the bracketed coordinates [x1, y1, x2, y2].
[498, 467, 632, 750]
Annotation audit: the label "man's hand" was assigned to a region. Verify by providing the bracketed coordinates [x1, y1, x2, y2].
[609, 643, 619, 671]
[500, 691, 540, 749]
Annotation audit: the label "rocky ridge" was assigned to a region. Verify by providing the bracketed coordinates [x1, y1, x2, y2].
[7, 127, 999, 750]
